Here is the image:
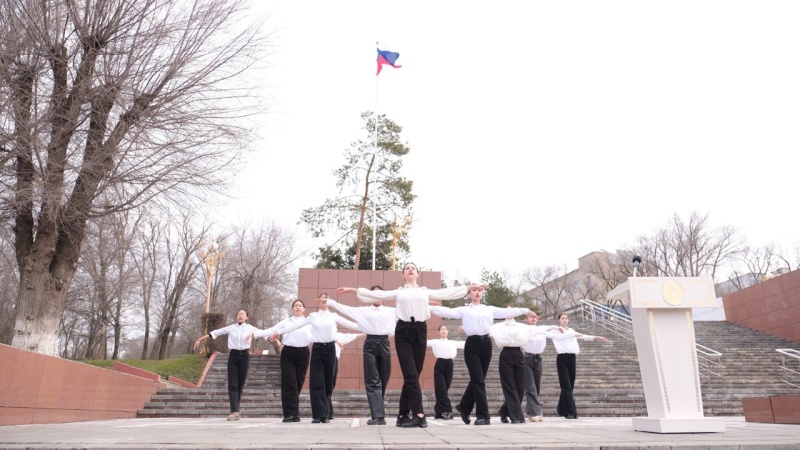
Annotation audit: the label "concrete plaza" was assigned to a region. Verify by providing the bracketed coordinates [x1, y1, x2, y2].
[0, 416, 798, 449]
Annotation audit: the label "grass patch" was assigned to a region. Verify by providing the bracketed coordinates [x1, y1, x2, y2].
[84, 354, 208, 384]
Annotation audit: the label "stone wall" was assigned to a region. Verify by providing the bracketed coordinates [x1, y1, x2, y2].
[722, 268, 800, 344]
[0, 344, 162, 425]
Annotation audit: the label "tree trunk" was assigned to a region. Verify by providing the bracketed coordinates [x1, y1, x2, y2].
[11, 261, 72, 356]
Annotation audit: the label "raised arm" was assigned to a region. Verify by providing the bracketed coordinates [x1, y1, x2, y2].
[271, 316, 310, 336]
[337, 287, 398, 304]
[547, 327, 576, 340]
[491, 306, 532, 319]
[334, 314, 360, 332]
[326, 299, 362, 322]
[428, 285, 470, 301]
[430, 305, 463, 319]
[194, 324, 233, 350]
[576, 333, 608, 342]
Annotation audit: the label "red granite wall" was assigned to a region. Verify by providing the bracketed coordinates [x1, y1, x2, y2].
[722, 269, 800, 344]
[0, 344, 163, 426]
[297, 268, 444, 390]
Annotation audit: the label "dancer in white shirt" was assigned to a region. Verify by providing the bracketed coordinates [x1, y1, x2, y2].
[522, 313, 552, 422]
[194, 309, 267, 421]
[260, 299, 313, 423]
[431, 290, 534, 425]
[426, 325, 465, 420]
[491, 310, 559, 424]
[546, 312, 608, 419]
[324, 285, 395, 425]
[337, 262, 487, 428]
[249, 294, 359, 423]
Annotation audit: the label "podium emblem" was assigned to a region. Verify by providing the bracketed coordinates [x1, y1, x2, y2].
[662, 279, 685, 306]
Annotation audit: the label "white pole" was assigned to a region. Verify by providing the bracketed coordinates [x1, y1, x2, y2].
[372, 41, 379, 271]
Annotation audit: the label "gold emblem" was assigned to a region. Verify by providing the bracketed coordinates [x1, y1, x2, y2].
[662, 279, 685, 306]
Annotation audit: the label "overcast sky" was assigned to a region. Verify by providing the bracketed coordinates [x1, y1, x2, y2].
[213, 0, 800, 285]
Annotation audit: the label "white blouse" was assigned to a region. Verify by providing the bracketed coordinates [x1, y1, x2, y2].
[427, 338, 465, 359]
[210, 323, 263, 351]
[431, 304, 530, 336]
[326, 299, 396, 336]
[490, 319, 551, 348]
[355, 285, 468, 322]
[258, 310, 358, 343]
[546, 327, 597, 354]
[272, 316, 313, 347]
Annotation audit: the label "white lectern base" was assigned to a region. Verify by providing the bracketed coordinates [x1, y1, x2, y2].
[632, 417, 726, 434]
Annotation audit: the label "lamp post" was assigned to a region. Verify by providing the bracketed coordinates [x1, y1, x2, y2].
[197, 240, 223, 356]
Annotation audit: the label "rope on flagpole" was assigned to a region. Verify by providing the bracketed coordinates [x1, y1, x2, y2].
[372, 41, 379, 271]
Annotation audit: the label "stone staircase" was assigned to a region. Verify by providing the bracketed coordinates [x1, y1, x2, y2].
[137, 319, 799, 418]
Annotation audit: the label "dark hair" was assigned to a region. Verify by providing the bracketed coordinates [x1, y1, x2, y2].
[557, 312, 569, 320]
[438, 324, 447, 331]
[237, 308, 249, 316]
[370, 285, 384, 291]
[292, 299, 305, 308]
[318, 292, 328, 298]
[402, 262, 418, 271]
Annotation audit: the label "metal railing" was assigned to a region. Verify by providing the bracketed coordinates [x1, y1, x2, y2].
[578, 299, 724, 382]
[776, 349, 800, 388]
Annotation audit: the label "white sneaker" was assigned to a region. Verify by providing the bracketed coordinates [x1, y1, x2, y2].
[529, 415, 543, 422]
[227, 412, 240, 421]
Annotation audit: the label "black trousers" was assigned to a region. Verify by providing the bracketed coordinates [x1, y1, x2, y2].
[227, 350, 249, 413]
[459, 334, 493, 421]
[556, 353, 578, 418]
[433, 358, 454, 416]
[498, 347, 526, 422]
[280, 345, 310, 418]
[328, 356, 339, 419]
[394, 319, 428, 417]
[363, 335, 391, 419]
[523, 352, 544, 417]
[309, 341, 336, 420]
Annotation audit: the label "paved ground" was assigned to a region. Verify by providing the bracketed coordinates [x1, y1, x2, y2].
[1, 416, 799, 449]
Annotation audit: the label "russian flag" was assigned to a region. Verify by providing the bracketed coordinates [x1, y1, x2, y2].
[376, 48, 401, 75]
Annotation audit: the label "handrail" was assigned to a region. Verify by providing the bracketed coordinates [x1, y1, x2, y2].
[776, 349, 800, 389]
[578, 299, 724, 382]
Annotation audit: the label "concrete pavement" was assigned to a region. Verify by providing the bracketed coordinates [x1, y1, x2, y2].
[0, 416, 798, 449]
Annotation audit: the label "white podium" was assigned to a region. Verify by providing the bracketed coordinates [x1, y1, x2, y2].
[607, 277, 726, 433]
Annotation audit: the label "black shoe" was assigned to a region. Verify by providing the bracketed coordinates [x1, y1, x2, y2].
[566, 414, 577, 419]
[498, 407, 509, 423]
[321, 417, 330, 423]
[474, 418, 491, 426]
[367, 418, 386, 425]
[282, 416, 300, 423]
[510, 419, 524, 424]
[311, 418, 322, 423]
[396, 415, 407, 427]
[455, 404, 470, 425]
[440, 412, 453, 420]
[328, 416, 334, 420]
[402, 415, 427, 428]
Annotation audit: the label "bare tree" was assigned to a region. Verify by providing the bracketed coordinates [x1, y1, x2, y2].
[225, 220, 301, 330]
[149, 216, 206, 360]
[521, 265, 572, 319]
[775, 242, 800, 273]
[1, 0, 267, 355]
[632, 211, 743, 279]
[130, 213, 165, 359]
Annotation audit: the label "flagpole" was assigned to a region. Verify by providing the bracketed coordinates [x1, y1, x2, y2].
[372, 41, 379, 271]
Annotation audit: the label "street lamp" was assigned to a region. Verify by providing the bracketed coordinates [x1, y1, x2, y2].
[197, 240, 223, 355]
